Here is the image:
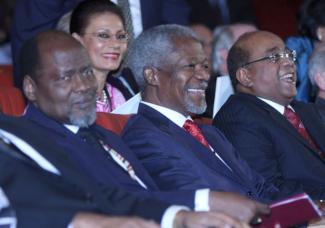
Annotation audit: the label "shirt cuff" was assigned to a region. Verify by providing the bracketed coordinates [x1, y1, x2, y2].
[194, 189, 210, 211]
[161, 205, 189, 228]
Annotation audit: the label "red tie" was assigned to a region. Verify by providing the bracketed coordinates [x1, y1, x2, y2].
[183, 119, 210, 148]
[284, 106, 322, 156]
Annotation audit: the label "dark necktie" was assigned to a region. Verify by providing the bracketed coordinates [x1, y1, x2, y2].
[77, 128, 147, 188]
[183, 119, 210, 148]
[284, 106, 323, 157]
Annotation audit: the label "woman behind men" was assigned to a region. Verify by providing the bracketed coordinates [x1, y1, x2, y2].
[70, 0, 127, 112]
[286, 0, 325, 102]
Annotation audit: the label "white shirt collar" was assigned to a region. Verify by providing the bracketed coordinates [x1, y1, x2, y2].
[141, 101, 191, 127]
[64, 124, 79, 134]
[258, 97, 294, 115]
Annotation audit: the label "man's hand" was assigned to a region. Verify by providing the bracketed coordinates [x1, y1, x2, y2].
[209, 191, 270, 223]
[72, 212, 159, 228]
[174, 211, 250, 228]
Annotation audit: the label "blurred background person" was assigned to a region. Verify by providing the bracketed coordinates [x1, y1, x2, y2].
[0, 0, 15, 65]
[308, 49, 325, 124]
[286, 0, 325, 102]
[190, 23, 213, 66]
[203, 23, 257, 118]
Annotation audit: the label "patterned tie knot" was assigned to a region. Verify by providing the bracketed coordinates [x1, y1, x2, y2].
[183, 119, 210, 148]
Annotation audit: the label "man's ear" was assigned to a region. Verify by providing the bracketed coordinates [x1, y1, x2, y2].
[144, 67, 159, 86]
[72, 32, 85, 46]
[23, 75, 37, 102]
[236, 67, 253, 87]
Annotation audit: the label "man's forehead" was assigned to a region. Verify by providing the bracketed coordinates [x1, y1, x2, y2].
[42, 46, 89, 67]
[241, 32, 284, 55]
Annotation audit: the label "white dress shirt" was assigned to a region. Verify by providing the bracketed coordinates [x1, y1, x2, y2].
[258, 97, 295, 115]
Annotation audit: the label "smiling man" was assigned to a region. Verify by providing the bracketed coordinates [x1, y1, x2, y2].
[122, 25, 298, 204]
[17, 29, 265, 228]
[214, 31, 325, 200]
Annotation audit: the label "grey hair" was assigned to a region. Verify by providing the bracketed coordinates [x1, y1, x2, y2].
[211, 25, 234, 74]
[126, 24, 200, 91]
[308, 50, 325, 87]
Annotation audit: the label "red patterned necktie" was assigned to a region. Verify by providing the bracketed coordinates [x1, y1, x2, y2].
[183, 119, 210, 148]
[284, 106, 322, 155]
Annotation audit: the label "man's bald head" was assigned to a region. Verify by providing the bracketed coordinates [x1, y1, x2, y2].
[20, 30, 85, 82]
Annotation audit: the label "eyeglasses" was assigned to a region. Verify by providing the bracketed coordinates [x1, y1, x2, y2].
[241, 48, 296, 68]
[83, 31, 129, 43]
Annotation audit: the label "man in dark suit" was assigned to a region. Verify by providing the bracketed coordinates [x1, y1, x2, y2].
[0, 115, 163, 228]
[123, 24, 298, 204]
[0, 114, 248, 228]
[213, 30, 325, 200]
[18, 29, 268, 226]
[11, 0, 190, 89]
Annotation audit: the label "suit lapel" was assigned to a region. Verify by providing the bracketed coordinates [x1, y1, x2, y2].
[293, 101, 325, 152]
[240, 94, 323, 156]
[22, 105, 101, 186]
[138, 104, 241, 181]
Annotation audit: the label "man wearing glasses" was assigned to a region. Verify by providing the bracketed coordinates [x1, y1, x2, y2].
[214, 31, 325, 200]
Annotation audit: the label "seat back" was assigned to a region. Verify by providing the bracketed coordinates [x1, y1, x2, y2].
[0, 65, 13, 86]
[96, 112, 130, 135]
[0, 86, 26, 116]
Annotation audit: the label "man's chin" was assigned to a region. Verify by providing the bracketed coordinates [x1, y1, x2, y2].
[69, 111, 97, 127]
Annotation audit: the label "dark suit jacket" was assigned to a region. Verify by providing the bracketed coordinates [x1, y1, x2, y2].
[22, 104, 195, 208]
[11, 0, 189, 89]
[122, 103, 295, 203]
[213, 93, 325, 200]
[0, 114, 169, 228]
[315, 97, 325, 125]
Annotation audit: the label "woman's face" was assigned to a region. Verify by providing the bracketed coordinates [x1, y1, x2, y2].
[78, 12, 128, 72]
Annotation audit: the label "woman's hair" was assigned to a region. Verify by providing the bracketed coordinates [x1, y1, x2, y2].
[298, 0, 325, 40]
[70, 0, 125, 34]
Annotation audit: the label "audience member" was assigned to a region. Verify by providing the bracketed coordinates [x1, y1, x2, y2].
[19, 30, 268, 225]
[190, 23, 213, 65]
[286, 0, 325, 102]
[214, 30, 325, 200]
[187, 0, 256, 30]
[0, 115, 249, 228]
[11, 0, 190, 89]
[0, 0, 14, 64]
[203, 23, 257, 117]
[123, 24, 299, 204]
[212, 23, 257, 76]
[308, 50, 325, 124]
[70, 0, 129, 112]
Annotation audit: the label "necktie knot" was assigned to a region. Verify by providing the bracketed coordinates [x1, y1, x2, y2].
[284, 106, 300, 129]
[183, 119, 210, 148]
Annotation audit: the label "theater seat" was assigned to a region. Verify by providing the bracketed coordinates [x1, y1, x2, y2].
[0, 86, 26, 116]
[96, 112, 130, 135]
[0, 65, 13, 86]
